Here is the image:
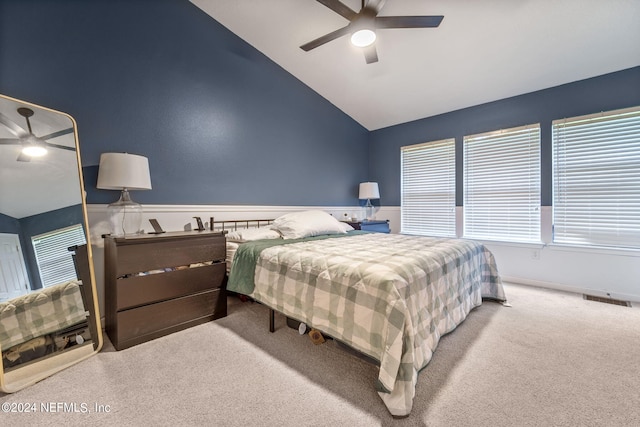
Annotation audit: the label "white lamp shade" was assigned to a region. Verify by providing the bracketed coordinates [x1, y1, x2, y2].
[359, 182, 380, 200]
[97, 152, 152, 190]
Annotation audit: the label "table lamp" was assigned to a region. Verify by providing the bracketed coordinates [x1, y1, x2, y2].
[359, 182, 380, 221]
[97, 152, 151, 236]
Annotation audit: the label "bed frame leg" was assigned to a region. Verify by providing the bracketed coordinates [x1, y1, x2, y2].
[269, 309, 275, 333]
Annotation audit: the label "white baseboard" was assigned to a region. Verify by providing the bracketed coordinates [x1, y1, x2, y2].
[502, 276, 639, 303]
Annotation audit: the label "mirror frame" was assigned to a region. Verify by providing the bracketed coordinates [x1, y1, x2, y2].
[0, 93, 103, 392]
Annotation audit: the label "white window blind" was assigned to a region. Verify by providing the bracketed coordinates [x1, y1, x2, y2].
[401, 138, 456, 237]
[32, 224, 86, 288]
[552, 106, 640, 249]
[464, 124, 541, 243]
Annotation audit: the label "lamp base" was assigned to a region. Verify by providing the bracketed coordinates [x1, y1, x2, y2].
[365, 199, 375, 221]
[107, 189, 143, 236]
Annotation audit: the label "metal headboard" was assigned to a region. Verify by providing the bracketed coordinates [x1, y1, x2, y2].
[209, 218, 274, 233]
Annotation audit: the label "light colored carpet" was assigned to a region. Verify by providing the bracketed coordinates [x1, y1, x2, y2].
[1, 283, 639, 426]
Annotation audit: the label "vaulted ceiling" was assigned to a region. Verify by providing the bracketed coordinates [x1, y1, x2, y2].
[192, 0, 640, 130]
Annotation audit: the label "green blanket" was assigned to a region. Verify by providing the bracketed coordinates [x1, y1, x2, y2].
[228, 231, 367, 295]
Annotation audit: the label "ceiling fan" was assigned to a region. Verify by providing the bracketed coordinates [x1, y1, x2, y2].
[0, 107, 74, 162]
[300, 0, 444, 64]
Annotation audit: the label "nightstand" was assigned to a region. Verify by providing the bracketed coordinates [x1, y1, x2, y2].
[344, 220, 390, 233]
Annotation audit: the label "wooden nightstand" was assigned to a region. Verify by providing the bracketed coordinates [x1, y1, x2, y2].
[344, 220, 390, 233]
[104, 230, 227, 350]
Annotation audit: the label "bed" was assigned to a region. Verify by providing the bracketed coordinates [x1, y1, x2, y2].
[223, 210, 506, 417]
[0, 280, 88, 369]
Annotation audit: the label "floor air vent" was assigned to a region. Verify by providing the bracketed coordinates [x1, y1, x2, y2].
[583, 294, 632, 307]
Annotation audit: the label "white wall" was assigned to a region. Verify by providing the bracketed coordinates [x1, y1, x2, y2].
[86, 204, 368, 315]
[379, 206, 640, 303]
[86, 204, 640, 319]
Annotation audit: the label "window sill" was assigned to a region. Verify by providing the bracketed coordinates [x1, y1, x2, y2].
[546, 243, 640, 258]
[467, 239, 544, 249]
[470, 239, 640, 257]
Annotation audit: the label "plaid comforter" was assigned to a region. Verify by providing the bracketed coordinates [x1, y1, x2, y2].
[0, 281, 87, 351]
[228, 232, 505, 416]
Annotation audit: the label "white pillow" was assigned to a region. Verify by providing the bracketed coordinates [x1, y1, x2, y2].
[226, 227, 282, 242]
[272, 210, 347, 239]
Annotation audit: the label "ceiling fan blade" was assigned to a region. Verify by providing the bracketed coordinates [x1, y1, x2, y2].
[300, 24, 351, 51]
[365, 0, 387, 14]
[363, 45, 378, 64]
[40, 127, 74, 140]
[0, 138, 22, 145]
[17, 152, 31, 162]
[45, 142, 76, 151]
[316, 0, 357, 21]
[375, 15, 444, 29]
[0, 112, 27, 137]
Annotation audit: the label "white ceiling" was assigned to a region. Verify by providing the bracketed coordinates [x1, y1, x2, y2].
[0, 96, 81, 219]
[191, 0, 640, 131]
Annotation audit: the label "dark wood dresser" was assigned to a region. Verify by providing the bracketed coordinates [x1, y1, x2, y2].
[104, 231, 227, 350]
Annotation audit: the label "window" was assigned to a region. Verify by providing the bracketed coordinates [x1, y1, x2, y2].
[32, 224, 86, 288]
[464, 124, 541, 243]
[553, 106, 640, 249]
[401, 138, 456, 237]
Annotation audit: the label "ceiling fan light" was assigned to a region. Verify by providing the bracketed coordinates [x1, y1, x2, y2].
[22, 145, 48, 157]
[351, 29, 376, 47]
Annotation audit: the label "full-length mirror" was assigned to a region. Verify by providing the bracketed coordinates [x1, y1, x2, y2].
[0, 93, 102, 392]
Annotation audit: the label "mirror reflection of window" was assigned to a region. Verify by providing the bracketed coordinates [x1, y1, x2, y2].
[32, 224, 86, 288]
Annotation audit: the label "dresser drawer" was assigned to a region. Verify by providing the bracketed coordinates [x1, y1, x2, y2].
[116, 262, 226, 310]
[114, 235, 225, 277]
[114, 289, 221, 350]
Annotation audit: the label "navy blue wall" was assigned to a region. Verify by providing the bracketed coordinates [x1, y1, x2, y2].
[0, 0, 369, 206]
[0, 213, 20, 234]
[2, 1, 639, 210]
[370, 67, 640, 206]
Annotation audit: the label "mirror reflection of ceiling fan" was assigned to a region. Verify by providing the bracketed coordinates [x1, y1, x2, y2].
[0, 107, 75, 162]
[300, 0, 444, 64]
